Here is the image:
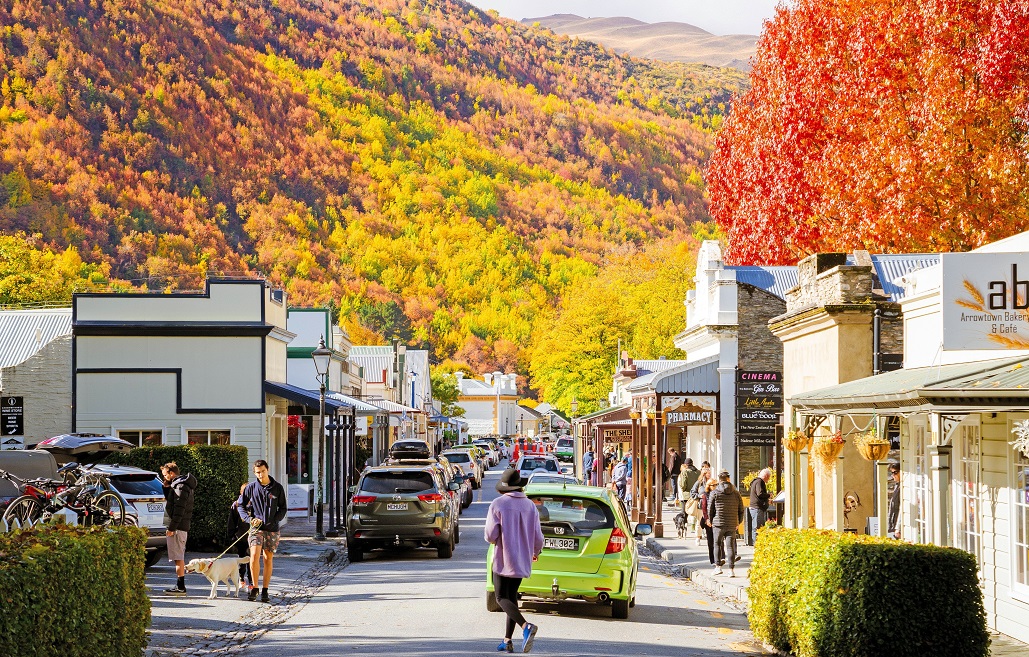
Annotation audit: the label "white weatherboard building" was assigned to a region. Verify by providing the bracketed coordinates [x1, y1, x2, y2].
[72, 279, 347, 488]
[455, 371, 519, 437]
[790, 233, 1029, 645]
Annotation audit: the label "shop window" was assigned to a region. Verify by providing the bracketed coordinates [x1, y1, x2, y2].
[911, 422, 931, 544]
[118, 430, 163, 447]
[954, 424, 981, 564]
[1015, 448, 1029, 594]
[186, 430, 232, 445]
[286, 415, 313, 485]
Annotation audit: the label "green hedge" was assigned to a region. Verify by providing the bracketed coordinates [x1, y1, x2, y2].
[107, 444, 249, 548]
[0, 524, 149, 657]
[749, 527, 988, 657]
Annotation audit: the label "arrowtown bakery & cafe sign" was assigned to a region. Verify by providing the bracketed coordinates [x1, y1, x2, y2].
[943, 252, 1029, 350]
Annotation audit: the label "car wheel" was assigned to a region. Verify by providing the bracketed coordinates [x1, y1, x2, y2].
[612, 598, 630, 619]
[486, 590, 502, 612]
[348, 541, 364, 563]
[454, 523, 460, 544]
[144, 549, 165, 569]
[437, 535, 454, 559]
[629, 596, 636, 608]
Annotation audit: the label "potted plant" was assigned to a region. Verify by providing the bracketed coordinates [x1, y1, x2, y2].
[783, 429, 812, 452]
[855, 429, 891, 461]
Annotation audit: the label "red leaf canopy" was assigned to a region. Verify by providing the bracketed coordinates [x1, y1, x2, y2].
[708, 0, 1029, 264]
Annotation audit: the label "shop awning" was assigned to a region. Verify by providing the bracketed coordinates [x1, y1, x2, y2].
[789, 355, 1029, 414]
[327, 392, 386, 416]
[626, 355, 719, 394]
[264, 381, 348, 412]
[366, 398, 421, 414]
[574, 404, 629, 422]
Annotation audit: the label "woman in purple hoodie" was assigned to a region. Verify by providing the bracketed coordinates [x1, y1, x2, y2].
[485, 468, 545, 653]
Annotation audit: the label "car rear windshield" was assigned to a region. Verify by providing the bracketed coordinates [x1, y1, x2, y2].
[521, 458, 557, 472]
[530, 495, 614, 531]
[361, 471, 436, 494]
[442, 452, 471, 463]
[557, 438, 573, 447]
[109, 475, 165, 496]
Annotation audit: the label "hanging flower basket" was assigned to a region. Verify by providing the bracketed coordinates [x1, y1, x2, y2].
[855, 430, 891, 461]
[812, 432, 845, 477]
[784, 429, 812, 452]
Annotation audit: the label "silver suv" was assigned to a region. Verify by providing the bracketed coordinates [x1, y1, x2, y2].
[346, 465, 460, 562]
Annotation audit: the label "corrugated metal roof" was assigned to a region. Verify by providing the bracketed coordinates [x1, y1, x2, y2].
[864, 254, 939, 302]
[790, 355, 1029, 412]
[575, 404, 629, 422]
[349, 346, 393, 355]
[0, 309, 72, 368]
[728, 266, 799, 300]
[366, 398, 421, 414]
[634, 359, 689, 376]
[348, 353, 393, 382]
[326, 392, 385, 415]
[628, 355, 720, 394]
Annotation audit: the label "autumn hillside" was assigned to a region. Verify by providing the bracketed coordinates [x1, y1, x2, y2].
[0, 0, 746, 378]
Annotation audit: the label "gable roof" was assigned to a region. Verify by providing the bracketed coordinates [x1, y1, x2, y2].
[0, 309, 73, 369]
[727, 266, 799, 300]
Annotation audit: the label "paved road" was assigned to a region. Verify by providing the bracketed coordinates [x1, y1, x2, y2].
[243, 464, 769, 657]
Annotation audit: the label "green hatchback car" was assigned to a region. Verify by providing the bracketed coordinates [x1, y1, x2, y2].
[485, 484, 652, 619]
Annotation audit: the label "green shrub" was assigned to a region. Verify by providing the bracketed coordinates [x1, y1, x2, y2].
[0, 524, 149, 657]
[106, 444, 249, 548]
[748, 527, 989, 657]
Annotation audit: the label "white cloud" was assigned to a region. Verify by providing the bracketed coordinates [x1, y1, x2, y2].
[466, 0, 780, 36]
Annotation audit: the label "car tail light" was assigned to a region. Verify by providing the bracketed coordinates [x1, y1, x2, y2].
[353, 531, 363, 538]
[605, 527, 627, 554]
[352, 495, 376, 504]
[418, 492, 445, 503]
[433, 528, 441, 536]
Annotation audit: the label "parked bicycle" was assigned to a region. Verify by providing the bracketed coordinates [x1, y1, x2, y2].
[0, 463, 131, 528]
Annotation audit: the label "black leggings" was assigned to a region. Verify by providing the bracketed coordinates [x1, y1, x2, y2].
[494, 573, 526, 639]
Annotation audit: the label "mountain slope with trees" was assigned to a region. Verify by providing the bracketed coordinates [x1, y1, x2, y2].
[0, 0, 745, 393]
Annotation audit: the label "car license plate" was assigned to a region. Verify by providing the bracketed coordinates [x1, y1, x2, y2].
[544, 537, 578, 551]
[147, 502, 165, 513]
[386, 503, 408, 511]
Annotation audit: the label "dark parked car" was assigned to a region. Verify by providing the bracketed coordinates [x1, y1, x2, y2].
[388, 440, 432, 460]
[346, 464, 460, 562]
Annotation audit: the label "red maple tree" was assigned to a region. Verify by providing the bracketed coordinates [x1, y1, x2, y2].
[708, 0, 1029, 264]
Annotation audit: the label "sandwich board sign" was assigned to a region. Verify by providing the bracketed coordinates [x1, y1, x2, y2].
[1, 397, 24, 450]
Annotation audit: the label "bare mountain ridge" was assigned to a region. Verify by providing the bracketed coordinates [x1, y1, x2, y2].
[525, 14, 756, 70]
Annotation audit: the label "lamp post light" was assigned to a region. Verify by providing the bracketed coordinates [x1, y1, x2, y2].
[311, 336, 332, 541]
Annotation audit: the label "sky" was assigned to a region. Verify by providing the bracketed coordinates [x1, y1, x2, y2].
[465, 0, 781, 36]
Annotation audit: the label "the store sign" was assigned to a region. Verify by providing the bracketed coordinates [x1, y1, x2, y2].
[355, 416, 369, 437]
[602, 427, 632, 441]
[663, 403, 714, 426]
[942, 252, 1029, 350]
[736, 372, 782, 438]
[1, 396, 24, 438]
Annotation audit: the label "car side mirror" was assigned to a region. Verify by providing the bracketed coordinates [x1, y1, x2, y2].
[634, 523, 653, 537]
[449, 482, 461, 492]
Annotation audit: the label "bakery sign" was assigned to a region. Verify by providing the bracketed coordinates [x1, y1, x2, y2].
[663, 403, 714, 426]
[942, 252, 1029, 350]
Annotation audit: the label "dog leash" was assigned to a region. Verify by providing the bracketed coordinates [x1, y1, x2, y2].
[210, 524, 260, 561]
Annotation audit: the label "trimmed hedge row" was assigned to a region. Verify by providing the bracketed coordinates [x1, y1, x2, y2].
[107, 444, 249, 548]
[749, 527, 989, 657]
[0, 524, 149, 657]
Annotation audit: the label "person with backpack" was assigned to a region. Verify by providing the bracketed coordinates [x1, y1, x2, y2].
[707, 470, 745, 577]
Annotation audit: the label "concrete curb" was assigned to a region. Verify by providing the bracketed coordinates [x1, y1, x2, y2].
[645, 536, 749, 606]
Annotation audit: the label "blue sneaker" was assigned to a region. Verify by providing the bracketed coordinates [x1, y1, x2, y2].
[521, 623, 538, 653]
[497, 640, 513, 652]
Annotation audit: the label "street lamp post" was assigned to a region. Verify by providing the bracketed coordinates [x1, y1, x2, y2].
[311, 336, 332, 541]
[410, 370, 418, 441]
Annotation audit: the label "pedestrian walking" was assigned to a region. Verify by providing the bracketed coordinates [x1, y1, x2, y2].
[708, 470, 745, 577]
[699, 477, 718, 567]
[689, 465, 712, 544]
[238, 459, 288, 603]
[226, 483, 252, 588]
[611, 456, 629, 500]
[748, 468, 771, 545]
[161, 462, 196, 596]
[664, 448, 681, 501]
[485, 468, 544, 653]
[678, 458, 700, 512]
[582, 448, 595, 486]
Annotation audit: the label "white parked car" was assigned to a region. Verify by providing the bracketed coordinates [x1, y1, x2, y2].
[515, 455, 560, 481]
[473, 440, 500, 467]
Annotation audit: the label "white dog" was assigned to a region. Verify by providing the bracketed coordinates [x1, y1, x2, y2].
[184, 556, 251, 599]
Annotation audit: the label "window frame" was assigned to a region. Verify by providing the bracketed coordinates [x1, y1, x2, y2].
[1010, 415, 1029, 603]
[953, 421, 983, 569]
[116, 429, 164, 447]
[185, 429, 233, 446]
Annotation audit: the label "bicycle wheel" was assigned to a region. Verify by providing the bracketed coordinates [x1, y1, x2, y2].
[88, 491, 127, 527]
[2, 496, 43, 527]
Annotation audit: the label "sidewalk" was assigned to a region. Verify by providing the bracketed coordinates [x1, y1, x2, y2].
[643, 501, 1029, 656]
[643, 500, 753, 606]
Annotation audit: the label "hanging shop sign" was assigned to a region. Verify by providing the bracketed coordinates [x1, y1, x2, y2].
[663, 403, 715, 426]
[736, 372, 782, 443]
[2, 396, 24, 437]
[602, 427, 633, 441]
[942, 252, 1029, 350]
